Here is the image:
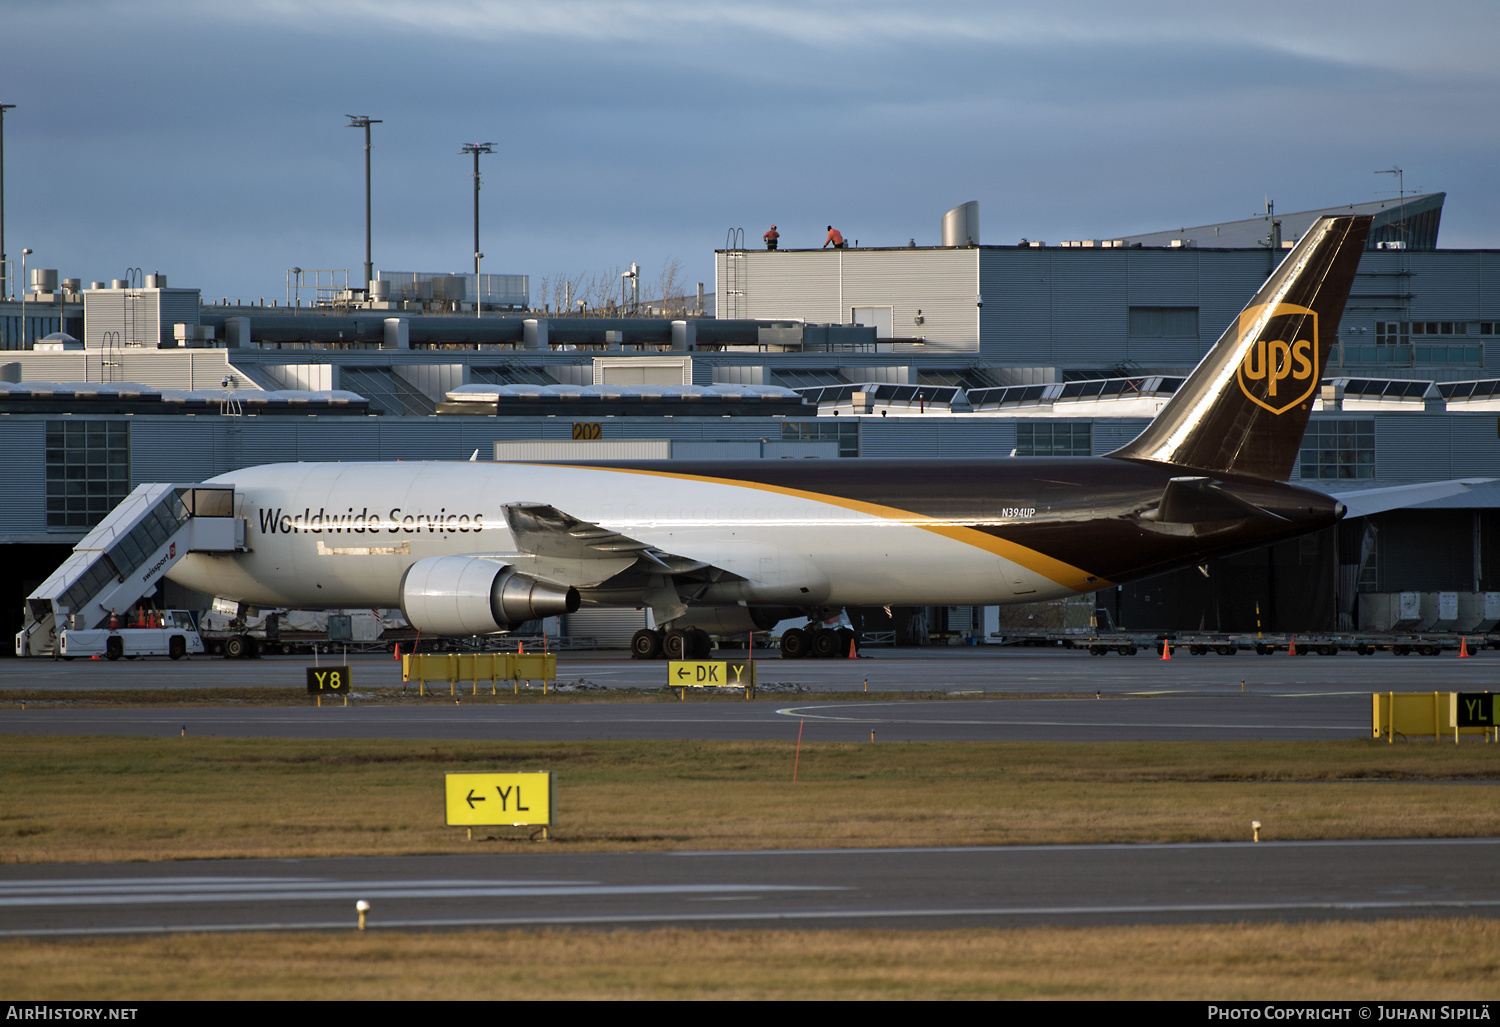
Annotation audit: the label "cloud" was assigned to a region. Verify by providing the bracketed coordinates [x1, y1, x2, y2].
[1, 0, 1495, 299]
[147, 0, 1498, 80]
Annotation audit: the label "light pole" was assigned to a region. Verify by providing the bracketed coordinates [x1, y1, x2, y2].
[621, 263, 639, 315]
[0, 102, 13, 301]
[20, 247, 31, 346]
[346, 115, 382, 292]
[460, 142, 493, 317]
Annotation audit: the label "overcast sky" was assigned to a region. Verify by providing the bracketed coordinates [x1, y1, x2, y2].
[2, 1, 1496, 303]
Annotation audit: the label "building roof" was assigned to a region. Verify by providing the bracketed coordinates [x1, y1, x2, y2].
[1116, 193, 1445, 250]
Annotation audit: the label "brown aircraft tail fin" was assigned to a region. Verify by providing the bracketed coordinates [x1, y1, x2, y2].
[1107, 214, 1372, 481]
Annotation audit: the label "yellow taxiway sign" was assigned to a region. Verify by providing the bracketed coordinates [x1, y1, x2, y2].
[667, 660, 757, 688]
[444, 772, 554, 827]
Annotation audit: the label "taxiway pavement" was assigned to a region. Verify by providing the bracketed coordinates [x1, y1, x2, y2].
[2, 646, 1495, 695]
[0, 694, 1369, 742]
[3, 839, 1496, 937]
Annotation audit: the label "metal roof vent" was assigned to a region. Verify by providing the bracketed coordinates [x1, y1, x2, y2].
[941, 201, 980, 247]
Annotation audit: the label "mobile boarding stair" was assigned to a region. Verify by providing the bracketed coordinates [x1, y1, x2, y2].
[16, 483, 245, 656]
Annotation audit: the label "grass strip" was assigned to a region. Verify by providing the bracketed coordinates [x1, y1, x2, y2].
[1, 919, 1496, 1000]
[2, 737, 1498, 863]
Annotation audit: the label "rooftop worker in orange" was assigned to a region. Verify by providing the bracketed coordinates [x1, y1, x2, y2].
[823, 226, 846, 249]
[763, 225, 779, 251]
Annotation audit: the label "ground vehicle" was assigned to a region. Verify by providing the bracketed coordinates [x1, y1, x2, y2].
[57, 609, 205, 660]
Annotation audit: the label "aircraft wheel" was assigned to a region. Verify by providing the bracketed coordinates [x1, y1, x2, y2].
[631, 629, 662, 660]
[687, 628, 712, 659]
[105, 637, 123, 661]
[223, 635, 248, 659]
[663, 629, 688, 661]
[811, 628, 840, 659]
[780, 627, 809, 659]
[169, 636, 186, 661]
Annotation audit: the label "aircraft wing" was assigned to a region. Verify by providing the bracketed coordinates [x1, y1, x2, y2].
[1324, 478, 1495, 518]
[502, 502, 730, 577]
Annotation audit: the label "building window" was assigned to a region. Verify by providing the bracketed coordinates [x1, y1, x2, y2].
[782, 420, 859, 457]
[1298, 419, 1374, 480]
[1127, 307, 1198, 338]
[1413, 344, 1482, 365]
[1376, 321, 1409, 346]
[1016, 421, 1091, 457]
[1410, 321, 1466, 336]
[46, 420, 130, 529]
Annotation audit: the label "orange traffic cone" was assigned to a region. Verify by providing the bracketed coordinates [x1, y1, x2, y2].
[1288, 637, 1297, 656]
[518, 641, 525, 655]
[1160, 639, 1171, 660]
[847, 639, 857, 659]
[1459, 636, 1470, 658]
[392, 643, 400, 661]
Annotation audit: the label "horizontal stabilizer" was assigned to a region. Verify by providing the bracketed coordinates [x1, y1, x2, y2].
[1327, 479, 1495, 518]
[1144, 476, 1287, 524]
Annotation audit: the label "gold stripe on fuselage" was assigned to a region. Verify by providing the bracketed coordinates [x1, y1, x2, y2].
[524, 464, 1112, 593]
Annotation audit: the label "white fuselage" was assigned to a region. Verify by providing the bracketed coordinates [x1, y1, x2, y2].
[165, 461, 1077, 609]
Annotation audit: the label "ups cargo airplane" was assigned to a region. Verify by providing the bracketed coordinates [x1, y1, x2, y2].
[163, 215, 1371, 659]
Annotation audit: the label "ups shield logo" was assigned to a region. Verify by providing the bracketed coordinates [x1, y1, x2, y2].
[1234, 303, 1318, 415]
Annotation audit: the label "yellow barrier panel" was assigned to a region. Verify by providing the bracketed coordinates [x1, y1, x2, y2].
[516, 653, 556, 685]
[402, 651, 556, 694]
[1372, 692, 1497, 743]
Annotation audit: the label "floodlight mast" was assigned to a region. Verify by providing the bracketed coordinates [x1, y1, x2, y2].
[0, 102, 15, 301]
[461, 142, 494, 317]
[347, 115, 382, 291]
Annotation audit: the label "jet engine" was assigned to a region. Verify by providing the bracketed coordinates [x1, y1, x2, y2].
[398, 556, 579, 636]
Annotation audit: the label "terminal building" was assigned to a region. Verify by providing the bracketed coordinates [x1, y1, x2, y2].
[3, 193, 1498, 647]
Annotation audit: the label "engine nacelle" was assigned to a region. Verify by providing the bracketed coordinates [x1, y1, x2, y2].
[398, 556, 579, 636]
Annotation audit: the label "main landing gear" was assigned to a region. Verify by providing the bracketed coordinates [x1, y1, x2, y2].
[779, 626, 856, 659]
[631, 627, 712, 660]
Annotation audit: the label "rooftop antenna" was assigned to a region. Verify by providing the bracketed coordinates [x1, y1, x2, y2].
[1375, 166, 1405, 248]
